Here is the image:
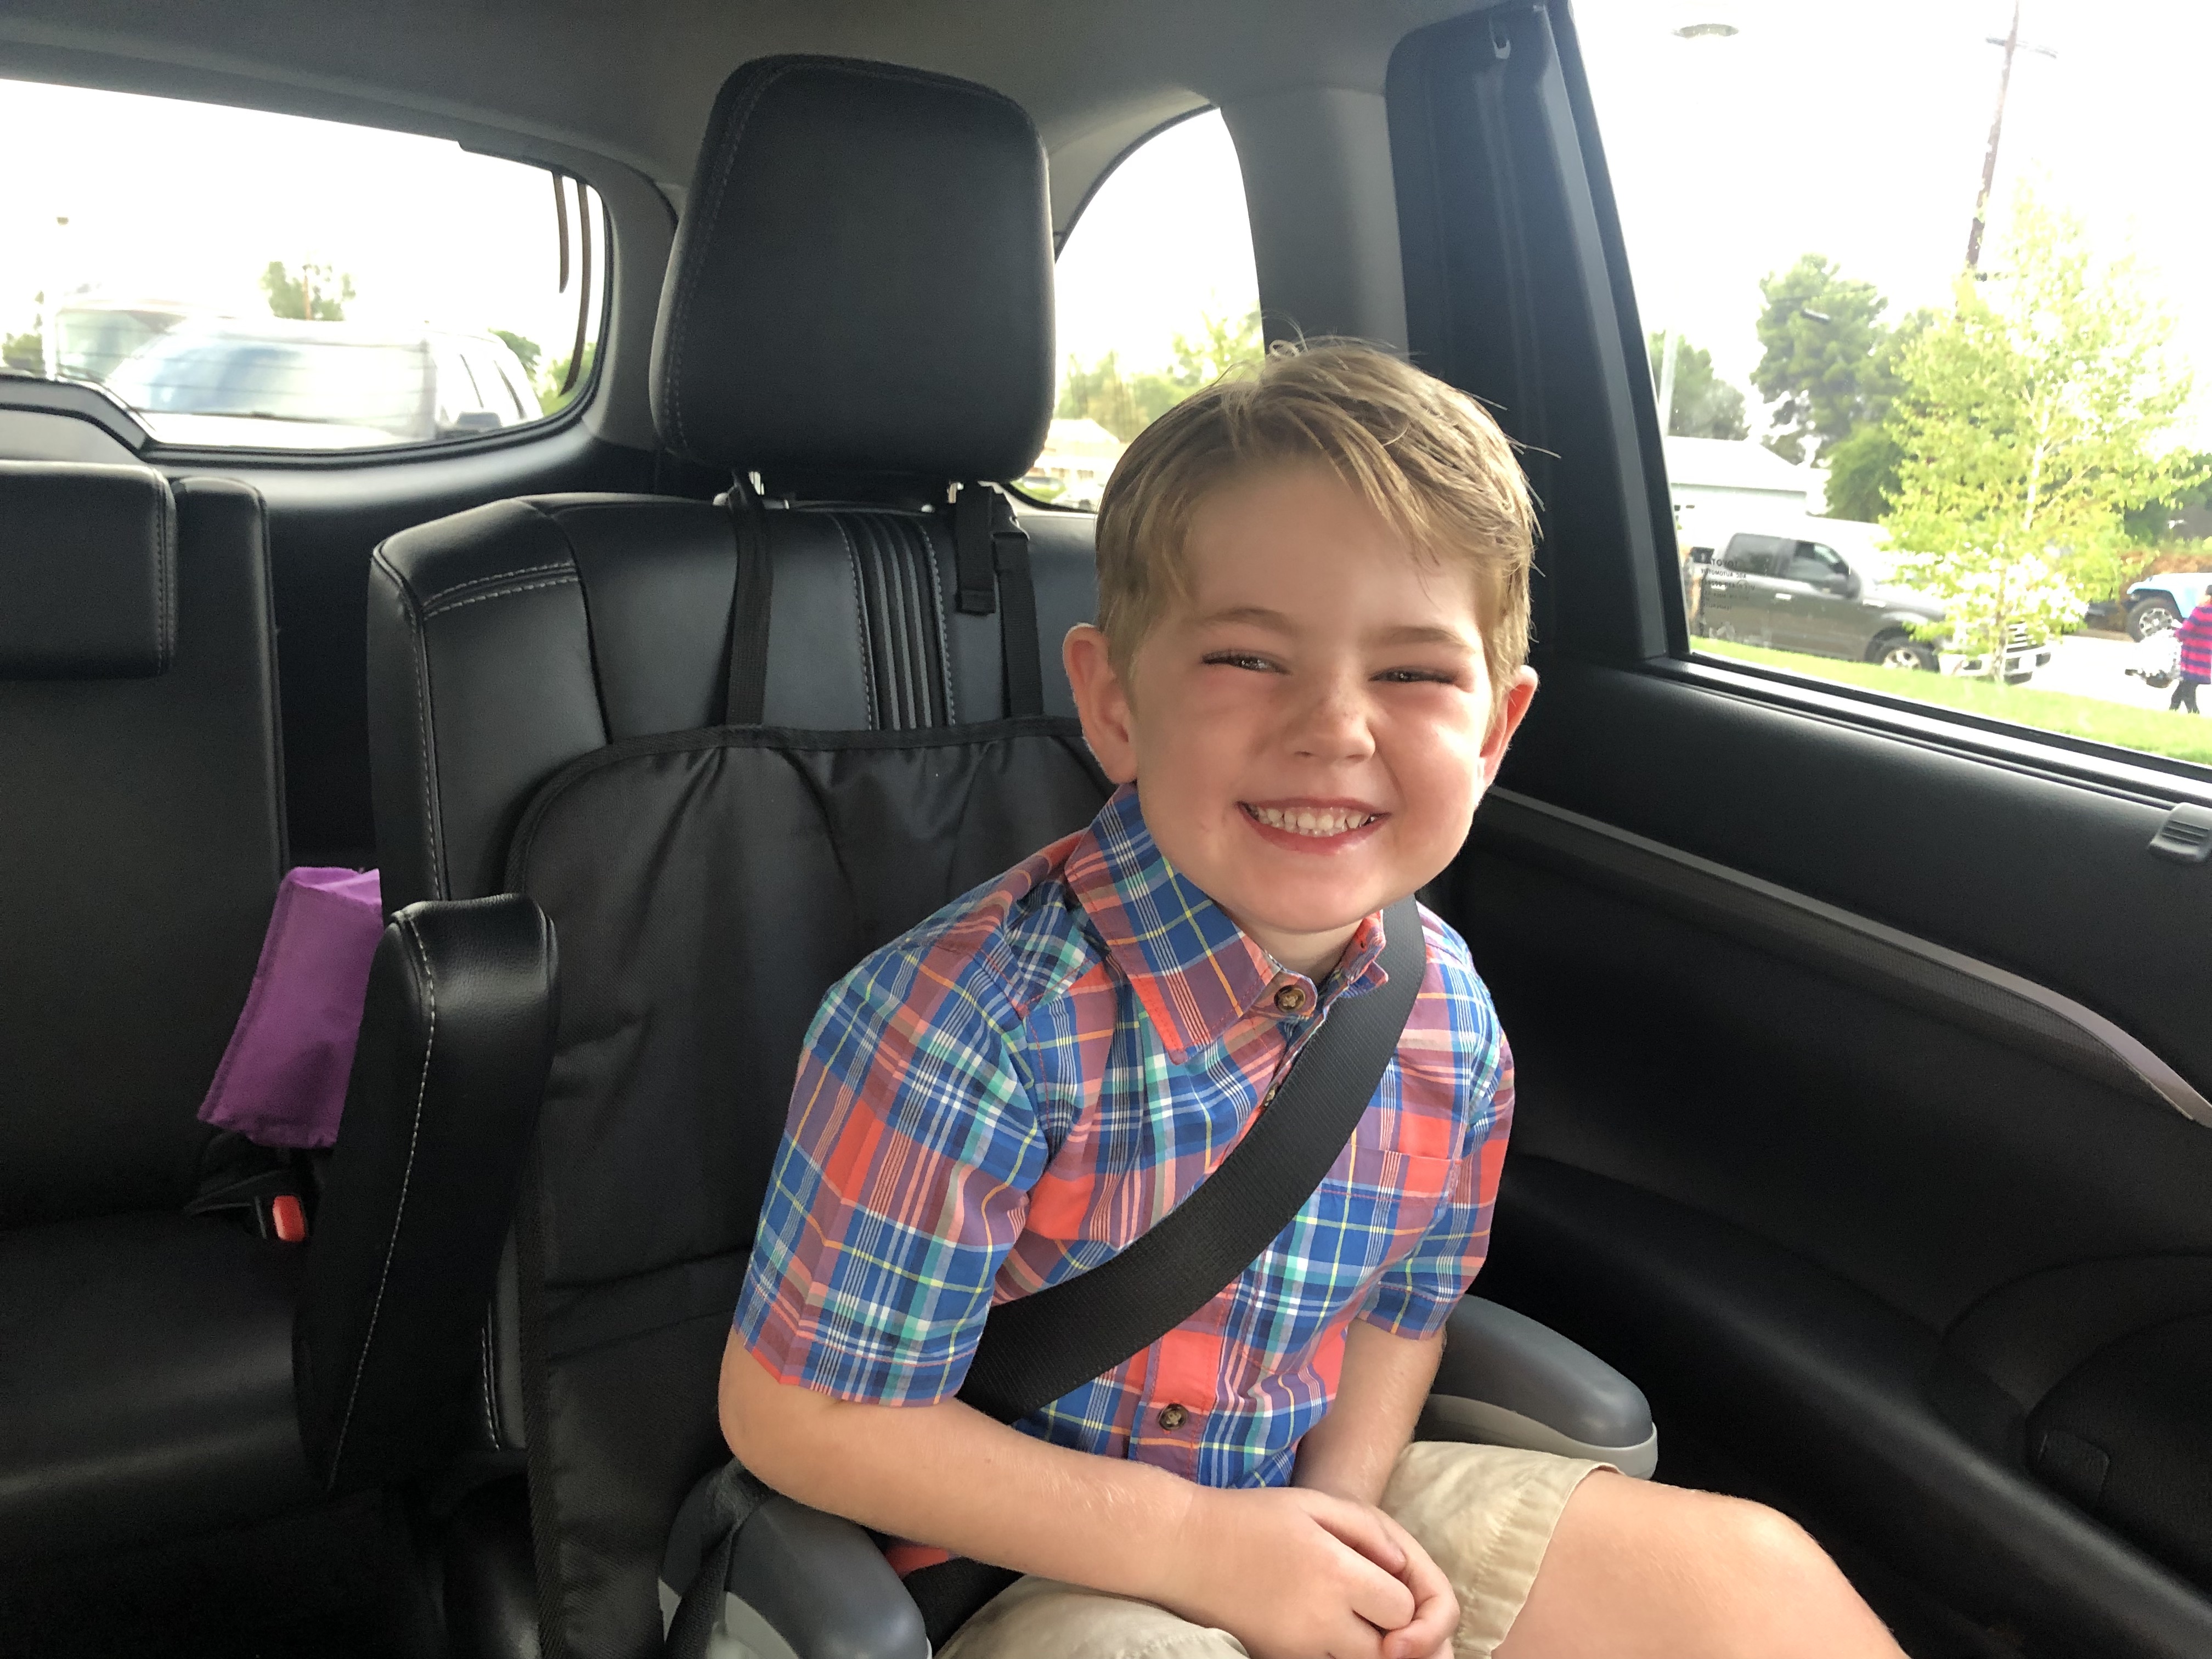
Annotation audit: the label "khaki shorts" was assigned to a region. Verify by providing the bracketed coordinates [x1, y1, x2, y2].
[936, 1442, 1606, 1659]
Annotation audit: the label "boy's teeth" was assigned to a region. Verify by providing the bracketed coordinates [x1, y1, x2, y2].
[1248, 804, 1374, 837]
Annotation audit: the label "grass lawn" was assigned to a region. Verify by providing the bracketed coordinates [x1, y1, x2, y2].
[1694, 637, 2212, 768]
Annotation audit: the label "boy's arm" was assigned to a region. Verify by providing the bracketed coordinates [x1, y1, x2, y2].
[1291, 1321, 1446, 1506]
[719, 1333, 1447, 1659]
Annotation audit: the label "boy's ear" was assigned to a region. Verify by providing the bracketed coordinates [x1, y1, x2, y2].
[1479, 666, 1539, 780]
[1063, 624, 1139, 785]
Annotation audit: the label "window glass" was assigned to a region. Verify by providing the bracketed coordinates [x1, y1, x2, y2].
[0, 78, 605, 452]
[1580, 2, 2212, 770]
[1035, 111, 1260, 506]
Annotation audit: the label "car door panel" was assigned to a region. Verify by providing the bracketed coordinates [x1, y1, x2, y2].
[1388, 10, 2212, 1653]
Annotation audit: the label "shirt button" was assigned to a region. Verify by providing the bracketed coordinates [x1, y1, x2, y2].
[1273, 984, 1308, 1014]
[1157, 1403, 1188, 1431]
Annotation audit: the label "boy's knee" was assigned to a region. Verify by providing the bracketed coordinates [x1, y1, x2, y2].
[1716, 1497, 1832, 1585]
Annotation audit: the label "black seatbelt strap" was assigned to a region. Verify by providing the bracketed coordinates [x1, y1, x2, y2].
[723, 483, 774, 725]
[952, 481, 1045, 720]
[906, 897, 1426, 1638]
[663, 1460, 777, 1659]
[958, 894, 1425, 1418]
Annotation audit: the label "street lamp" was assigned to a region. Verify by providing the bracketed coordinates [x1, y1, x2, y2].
[1965, 1, 2057, 270]
[1654, 13, 1741, 433]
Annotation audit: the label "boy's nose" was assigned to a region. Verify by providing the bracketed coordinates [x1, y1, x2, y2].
[1290, 677, 1378, 762]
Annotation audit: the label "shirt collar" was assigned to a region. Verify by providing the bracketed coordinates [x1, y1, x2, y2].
[1066, 785, 1395, 1058]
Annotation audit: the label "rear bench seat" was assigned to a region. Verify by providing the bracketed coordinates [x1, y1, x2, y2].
[0, 460, 313, 1557]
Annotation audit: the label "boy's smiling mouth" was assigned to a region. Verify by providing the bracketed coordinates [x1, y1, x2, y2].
[1239, 799, 1385, 839]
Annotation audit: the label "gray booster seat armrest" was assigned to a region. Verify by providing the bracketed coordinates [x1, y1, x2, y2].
[1421, 1297, 1658, 1478]
[662, 1465, 929, 1659]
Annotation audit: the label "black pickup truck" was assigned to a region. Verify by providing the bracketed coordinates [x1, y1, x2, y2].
[1690, 531, 2053, 681]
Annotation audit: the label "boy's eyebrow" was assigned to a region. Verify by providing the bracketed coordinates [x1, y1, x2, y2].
[1193, 606, 1479, 652]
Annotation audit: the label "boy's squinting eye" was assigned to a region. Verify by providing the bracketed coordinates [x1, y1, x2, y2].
[1200, 650, 1280, 673]
[1374, 666, 1461, 685]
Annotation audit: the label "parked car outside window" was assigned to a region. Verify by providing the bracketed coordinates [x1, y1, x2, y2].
[101, 319, 543, 449]
[1692, 526, 2053, 682]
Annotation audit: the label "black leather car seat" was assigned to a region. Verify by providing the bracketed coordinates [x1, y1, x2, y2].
[0, 460, 315, 1560]
[351, 55, 1090, 1659]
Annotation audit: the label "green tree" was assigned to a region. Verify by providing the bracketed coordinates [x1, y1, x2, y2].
[1884, 189, 2203, 668]
[1057, 307, 1263, 442]
[1753, 255, 1892, 463]
[490, 329, 541, 381]
[537, 342, 596, 414]
[260, 260, 355, 321]
[2, 328, 42, 373]
[1645, 332, 1747, 439]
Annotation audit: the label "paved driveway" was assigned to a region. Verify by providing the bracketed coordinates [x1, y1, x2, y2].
[2030, 633, 2178, 710]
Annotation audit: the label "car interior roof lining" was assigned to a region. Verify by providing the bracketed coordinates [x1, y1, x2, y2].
[0, 1, 1488, 239]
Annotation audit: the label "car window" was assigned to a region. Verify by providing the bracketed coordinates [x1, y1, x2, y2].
[1718, 534, 1785, 577]
[0, 77, 604, 452]
[1036, 110, 1260, 506]
[1580, 2, 2212, 772]
[1784, 543, 1850, 585]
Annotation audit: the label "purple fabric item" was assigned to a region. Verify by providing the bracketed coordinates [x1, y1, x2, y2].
[199, 867, 384, 1149]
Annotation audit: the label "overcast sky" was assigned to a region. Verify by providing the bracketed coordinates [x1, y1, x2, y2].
[0, 78, 595, 362]
[1575, 0, 2210, 440]
[5, 1, 2202, 443]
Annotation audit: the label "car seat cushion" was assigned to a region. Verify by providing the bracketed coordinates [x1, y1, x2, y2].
[0, 1211, 313, 1559]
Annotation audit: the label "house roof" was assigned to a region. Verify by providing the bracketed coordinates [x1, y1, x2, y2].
[1663, 435, 1814, 495]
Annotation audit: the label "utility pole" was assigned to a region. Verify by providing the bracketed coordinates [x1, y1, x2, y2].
[1966, 2, 2056, 271]
[1656, 329, 1681, 436]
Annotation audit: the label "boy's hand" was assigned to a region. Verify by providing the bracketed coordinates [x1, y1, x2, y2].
[1155, 1485, 1454, 1659]
[1367, 1507, 1457, 1659]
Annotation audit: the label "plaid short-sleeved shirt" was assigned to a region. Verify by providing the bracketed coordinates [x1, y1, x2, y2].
[736, 783, 1514, 1494]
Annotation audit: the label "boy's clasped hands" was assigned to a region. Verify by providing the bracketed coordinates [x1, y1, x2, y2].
[1163, 1483, 1457, 1659]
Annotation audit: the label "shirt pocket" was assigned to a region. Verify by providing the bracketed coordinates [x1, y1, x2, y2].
[1308, 1143, 1460, 1276]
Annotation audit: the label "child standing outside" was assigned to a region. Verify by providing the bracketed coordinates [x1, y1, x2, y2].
[2171, 591, 2212, 714]
[721, 343, 1904, 1658]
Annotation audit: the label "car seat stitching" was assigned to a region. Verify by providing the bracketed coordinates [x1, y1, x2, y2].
[331, 913, 436, 1475]
[405, 590, 445, 900]
[420, 573, 579, 619]
[478, 1306, 500, 1447]
[420, 560, 573, 608]
[154, 476, 173, 671]
[832, 516, 879, 728]
[921, 512, 955, 724]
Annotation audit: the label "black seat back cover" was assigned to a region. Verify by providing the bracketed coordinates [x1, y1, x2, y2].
[0, 464, 283, 1226]
[506, 718, 1107, 1656]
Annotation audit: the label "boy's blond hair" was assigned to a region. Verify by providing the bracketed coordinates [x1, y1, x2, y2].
[1092, 340, 1536, 703]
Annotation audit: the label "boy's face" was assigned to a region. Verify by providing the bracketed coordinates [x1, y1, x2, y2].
[1066, 462, 1538, 978]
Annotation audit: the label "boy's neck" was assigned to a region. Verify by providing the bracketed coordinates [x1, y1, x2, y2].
[1233, 915, 1363, 983]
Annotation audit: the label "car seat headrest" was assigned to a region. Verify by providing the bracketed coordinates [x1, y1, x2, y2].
[651, 55, 1054, 485]
[0, 460, 176, 679]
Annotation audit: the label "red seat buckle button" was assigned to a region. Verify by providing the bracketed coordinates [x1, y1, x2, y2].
[270, 1193, 308, 1243]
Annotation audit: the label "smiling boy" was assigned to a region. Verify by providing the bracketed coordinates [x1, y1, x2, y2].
[721, 344, 1904, 1658]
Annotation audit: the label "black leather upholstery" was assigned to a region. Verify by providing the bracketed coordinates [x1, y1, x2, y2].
[0, 464, 309, 1563]
[295, 895, 558, 1495]
[1, 469, 283, 1224]
[367, 494, 1094, 915]
[651, 56, 1054, 481]
[0, 1212, 315, 1560]
[0, 459, 174, 678]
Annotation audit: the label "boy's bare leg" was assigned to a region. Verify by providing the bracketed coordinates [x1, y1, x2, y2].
[1497, 1475, 1906, 1659]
